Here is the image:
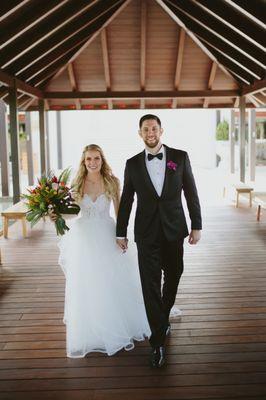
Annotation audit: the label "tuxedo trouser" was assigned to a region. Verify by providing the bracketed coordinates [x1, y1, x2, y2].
[136, 230, 184, 348]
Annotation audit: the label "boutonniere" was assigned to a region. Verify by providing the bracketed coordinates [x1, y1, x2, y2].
[167, 160, 177, 171]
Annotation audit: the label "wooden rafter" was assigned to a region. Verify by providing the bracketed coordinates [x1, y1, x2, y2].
[242, 79, 266, 96]
[4, 0, 106, 76]
[140, 0, 147, 109]
[0, 0, 30, 21]
[44, 89, 239, 99]
[100, 28, 112, 109]
[194, 33, 263, 80]
[165, 0, 266, 68]
[226, 0, 266, 29]
[0, 69, 43, 98]
[203, 61, 217, 108]
[51, 0, 131, 82]
[1, 0, 69, 48]
[1, 0, 100, 68]
[172, 28, 185, 108]
[202, 43, 255, 85]
[194, 0, 265, 50]
[18, 37, 88, 82]
[155, 0, 239, 85]
[67, 63, 81, 110]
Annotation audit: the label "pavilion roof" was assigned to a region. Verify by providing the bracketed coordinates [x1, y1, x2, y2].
[0, 0, 265, 111]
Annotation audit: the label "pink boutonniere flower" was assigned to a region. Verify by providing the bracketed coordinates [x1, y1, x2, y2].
[167, 160, 177, 171]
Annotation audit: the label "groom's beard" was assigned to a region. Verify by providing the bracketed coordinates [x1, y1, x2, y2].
[143, 138, 160, 148]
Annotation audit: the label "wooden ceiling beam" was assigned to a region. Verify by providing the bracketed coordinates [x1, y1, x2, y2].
[203, 61, 217, 108]
[0, 0, 68, 48]
[155, 0, 239, 85]
[52, 0, 131, 82]
[67, 63, 81, 110]
[164, 0, 265, 68]
[0, 0, 30, 21]
[195, 0, 266, 50]
[6, 0, 120, 77]
[1, 0, 100, 68]
[43, 89, 239, 99]
[0, 69, 43, 98]
[203, 43, 255, 85]
[17, 37, 88, 82]
[226, 0, 266, 28]
[241, 80, 266, 96]
[252, 93, 266, 106]
[27, 47, 82, 88]
[158, 1, 264, 79]
[172, 28, 185, 108]
[195, 34, 263, 80]
[140, 0, 147, 109]
[101, 28, 112, 109]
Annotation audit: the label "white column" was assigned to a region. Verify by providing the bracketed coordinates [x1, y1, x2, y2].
[229, 109, 235, 174]
[239, 96, 246, 183]
[248, 109, 256, 182]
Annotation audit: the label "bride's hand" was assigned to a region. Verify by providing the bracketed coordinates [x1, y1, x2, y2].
[48, 210, 58, 222]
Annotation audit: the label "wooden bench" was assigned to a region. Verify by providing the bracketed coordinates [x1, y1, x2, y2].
[1, 201, 28, 238]
[255, 195, 266, 221]
[234, 184, 254, 207]
[223, 183, 254, 207]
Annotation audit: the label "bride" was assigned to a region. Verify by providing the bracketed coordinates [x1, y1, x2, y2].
[55, 144, 150, 358]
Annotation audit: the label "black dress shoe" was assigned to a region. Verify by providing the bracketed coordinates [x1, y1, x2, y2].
[149, 346, 166, 368]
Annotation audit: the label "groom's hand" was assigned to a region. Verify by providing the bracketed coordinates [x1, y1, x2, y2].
[188, 230, 201, 245]
[116, 238, 128, 252]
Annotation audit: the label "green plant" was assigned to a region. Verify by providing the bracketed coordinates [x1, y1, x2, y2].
[216, 119, 229, 141]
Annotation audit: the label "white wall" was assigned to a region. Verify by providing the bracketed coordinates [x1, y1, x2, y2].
[47, 109, 217, 181]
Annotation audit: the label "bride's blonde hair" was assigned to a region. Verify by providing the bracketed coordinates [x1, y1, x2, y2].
[72, 144, 120, 202]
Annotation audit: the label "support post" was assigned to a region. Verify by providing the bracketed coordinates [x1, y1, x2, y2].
[45, 112, 51, 172]
[25, 112, 34, 186]
[248, 109, 256, 182]
[229, 109, 235, 174]
[9, 79, 20, 203]
[0, 100, 9, 196]
[239, 96, 246, 183]
[39, 99, 46, 175]
[56, 111, 62, 170]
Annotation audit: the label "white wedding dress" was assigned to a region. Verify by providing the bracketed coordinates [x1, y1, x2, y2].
[58, 193, 151, 358]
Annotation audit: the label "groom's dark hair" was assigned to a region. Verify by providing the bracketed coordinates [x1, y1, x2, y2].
[139, 114, 161, 128]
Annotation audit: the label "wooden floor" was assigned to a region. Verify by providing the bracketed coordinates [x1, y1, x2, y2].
[0, 205, 266, 400]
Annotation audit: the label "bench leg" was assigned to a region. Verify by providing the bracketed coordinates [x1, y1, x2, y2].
[257, 205, 261, 221]
[236, 191, 239, 208]
[21, 217, 27, 238]
[249, 192, 252, 207]
[3, 217, 8, 238]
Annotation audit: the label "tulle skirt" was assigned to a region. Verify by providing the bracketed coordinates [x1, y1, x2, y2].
[58, 215, 151, 358]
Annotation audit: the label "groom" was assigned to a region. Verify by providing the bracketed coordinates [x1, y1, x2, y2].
[116, 114, 202, 368]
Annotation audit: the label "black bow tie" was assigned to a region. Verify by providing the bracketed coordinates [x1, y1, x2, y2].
[147, 152, 163, 161]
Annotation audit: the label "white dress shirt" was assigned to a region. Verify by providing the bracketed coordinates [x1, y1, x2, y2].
[145, 145, 166, 196]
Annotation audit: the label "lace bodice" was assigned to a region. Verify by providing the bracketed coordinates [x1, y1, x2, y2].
[79, 193, 111, 219]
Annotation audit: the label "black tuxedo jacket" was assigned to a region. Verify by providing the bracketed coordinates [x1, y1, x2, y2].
[116, 145, 202, 242]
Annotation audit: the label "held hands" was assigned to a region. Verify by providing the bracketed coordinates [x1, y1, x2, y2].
[188, 230, 201, 245]
[116, 238, 128, 253]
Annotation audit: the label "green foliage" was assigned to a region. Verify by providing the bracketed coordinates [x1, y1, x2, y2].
[216, 119, 229, 141]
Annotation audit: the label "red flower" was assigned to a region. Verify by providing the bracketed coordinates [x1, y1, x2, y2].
[60, 182, 65, 187]
[52, 176, 58, 183]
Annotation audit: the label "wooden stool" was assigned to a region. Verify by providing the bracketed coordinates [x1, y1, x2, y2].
[234, 185, 254, 208]
[1, 201, 28, 238]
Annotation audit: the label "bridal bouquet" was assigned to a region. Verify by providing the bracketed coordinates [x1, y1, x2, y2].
[23, 168, 80, 236]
